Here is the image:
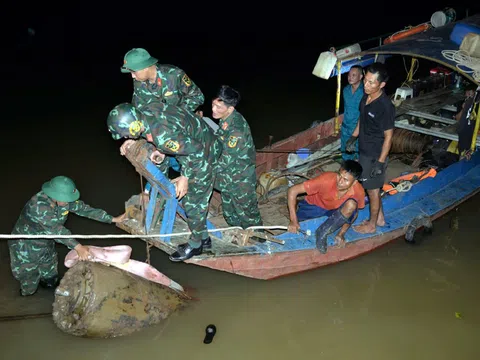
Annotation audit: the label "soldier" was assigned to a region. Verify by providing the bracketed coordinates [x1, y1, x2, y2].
[120, 47, 203, 178]
[121, 47, 204, 114]
[9, 176, 126, 296]
[107, 102, 220, 262]
[211, 85, 262, 229]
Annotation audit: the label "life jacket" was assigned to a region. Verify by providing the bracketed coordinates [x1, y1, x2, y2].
[382, 168, 437, 195]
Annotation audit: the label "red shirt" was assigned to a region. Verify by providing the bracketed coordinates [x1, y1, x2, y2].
[303, 172, 365, 210]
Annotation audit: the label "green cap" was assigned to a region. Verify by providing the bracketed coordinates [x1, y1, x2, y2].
[121, 48, 158, 73]
[42, 176, 80, 203]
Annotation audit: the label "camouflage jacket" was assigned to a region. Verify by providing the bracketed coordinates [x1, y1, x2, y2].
[216, 110, 256, 176]
[11, 191, 113, 249]
[132, 65, 204, 113]
[141, 103, 219, 180]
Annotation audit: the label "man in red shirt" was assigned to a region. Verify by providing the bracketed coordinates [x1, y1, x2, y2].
[287, 160, 365, 253]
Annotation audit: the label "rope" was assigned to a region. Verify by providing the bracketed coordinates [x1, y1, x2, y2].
[0, 226, 289, 240]
[139, 174, 152, 264]
[146, 242, 153, 264]
[441, 50, 480, 82]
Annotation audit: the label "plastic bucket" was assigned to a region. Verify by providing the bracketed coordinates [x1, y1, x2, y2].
[296, 148, 311, 160]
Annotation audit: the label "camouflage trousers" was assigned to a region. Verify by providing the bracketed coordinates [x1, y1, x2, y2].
[215, 165, 263, 229]
[8, 240, 58, 296]
[183, 171, 215, 246]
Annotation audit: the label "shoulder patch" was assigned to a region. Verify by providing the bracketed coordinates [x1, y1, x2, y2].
[164, 139, 180, 152]
[222, 122, 228, 130]
[182, 74, 192, 87]
[228, 136, 238, 148]
[62, 210, 69, 216]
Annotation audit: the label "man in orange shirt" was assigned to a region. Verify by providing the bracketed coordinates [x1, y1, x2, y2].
[287, 160, 365, 253]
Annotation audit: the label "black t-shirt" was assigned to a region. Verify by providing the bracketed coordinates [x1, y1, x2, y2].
[458, 97, 475, 153]
[358, 92, 396, 158]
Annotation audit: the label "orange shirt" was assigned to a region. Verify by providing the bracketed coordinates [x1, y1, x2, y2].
[303, 172, 365, 210]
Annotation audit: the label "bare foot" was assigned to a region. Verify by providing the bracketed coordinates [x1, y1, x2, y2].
[359, 219, 385, 227]
[334, 235, 346, 248]
[353, 222, 377, 234]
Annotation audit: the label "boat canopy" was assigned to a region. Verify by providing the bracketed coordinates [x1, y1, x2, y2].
[330, 13, 480, 85]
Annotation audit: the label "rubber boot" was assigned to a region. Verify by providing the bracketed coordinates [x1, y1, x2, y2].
[315, 209, 349, 254]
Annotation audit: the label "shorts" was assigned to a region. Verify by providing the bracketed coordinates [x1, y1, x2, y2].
[359, 155, 388, 190]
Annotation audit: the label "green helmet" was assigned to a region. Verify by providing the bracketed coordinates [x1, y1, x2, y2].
[121, 48, 158, 73]
[42, 176, 80, 203]
[107, 103, 143, 140]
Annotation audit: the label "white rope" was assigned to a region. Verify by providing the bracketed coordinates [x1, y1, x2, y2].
[0, 225, 289, 240]
[441, 50, 480, 82]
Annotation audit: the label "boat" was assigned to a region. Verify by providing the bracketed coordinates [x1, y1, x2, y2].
[115, 13, 480, 280]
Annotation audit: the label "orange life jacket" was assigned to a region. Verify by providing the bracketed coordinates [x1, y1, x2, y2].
[382, 168, 437, 195]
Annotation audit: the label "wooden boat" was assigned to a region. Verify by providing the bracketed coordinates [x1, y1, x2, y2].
[116, 13, 480, 280]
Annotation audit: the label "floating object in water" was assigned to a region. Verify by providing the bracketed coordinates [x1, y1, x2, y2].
[64, 245, 185, 293]
[455, 312, 463, 319]
[405, 215, 433, 244]
[53, 262, 188, 338]
[204, 324, 217, 344]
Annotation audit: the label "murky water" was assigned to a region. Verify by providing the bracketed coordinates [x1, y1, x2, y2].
[1, 197, 479, 359]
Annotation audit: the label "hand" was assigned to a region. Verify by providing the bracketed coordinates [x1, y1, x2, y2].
[171, 176, 188, 200]
[74, 244, 91, 261]
[370, 160, 385, 178]
[112, 213, 127, 223]
[345, 136, 358, 153]
[150, 150, 165, 164]
[195, 110, 204, 117]
[287, 221, 300, 233]
[120, 139, 136, 156]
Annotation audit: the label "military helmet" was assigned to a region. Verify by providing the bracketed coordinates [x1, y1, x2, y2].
[42, 176, 80, 203]
[107, 103, 143, 140]
[121, 48, 158, 73]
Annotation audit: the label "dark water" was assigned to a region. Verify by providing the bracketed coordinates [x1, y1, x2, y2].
[2, 7, 480, 358]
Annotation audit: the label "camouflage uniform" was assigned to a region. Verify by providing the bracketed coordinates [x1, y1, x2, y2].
[8, 192, 113, 295]
[133, 65, 204, 114]
[133, 65, 203, 178]
[141, 103, 221, 246]
[215, 110, 262, 228]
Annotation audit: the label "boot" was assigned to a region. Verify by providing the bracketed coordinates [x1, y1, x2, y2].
[39, 276, 60, 289]
[202, 237, 212, 250]
[169, 241, 203, 262]
[178, 237, 211, 250]
[315, 209, 349, 254]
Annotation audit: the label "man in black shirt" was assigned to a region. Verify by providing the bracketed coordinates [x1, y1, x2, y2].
[346, 62, 395, 234]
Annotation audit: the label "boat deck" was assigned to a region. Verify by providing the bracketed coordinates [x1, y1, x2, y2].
[393, 87, 480, 146]
[116, 156, 415, 258]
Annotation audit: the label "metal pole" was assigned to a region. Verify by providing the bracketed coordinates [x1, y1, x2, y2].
[471, 103, 480, 151]
[334, 60, 342, 135]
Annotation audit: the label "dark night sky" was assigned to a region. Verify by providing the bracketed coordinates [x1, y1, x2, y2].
[4, 2, 480, 138]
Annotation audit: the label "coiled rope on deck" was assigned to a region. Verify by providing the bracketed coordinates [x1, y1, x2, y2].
[441, 50, 480, 82]
[0, 226, 289, 239]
